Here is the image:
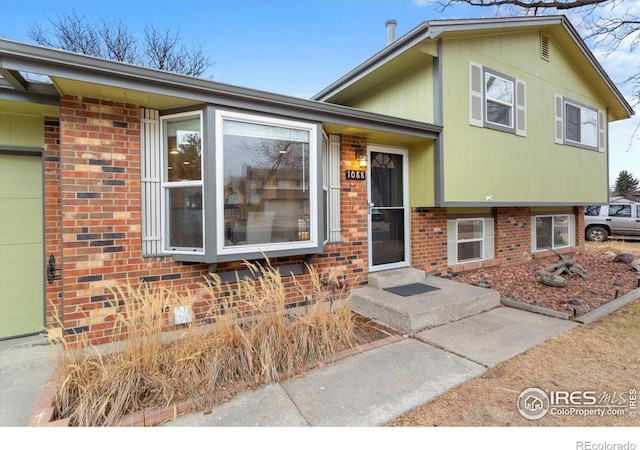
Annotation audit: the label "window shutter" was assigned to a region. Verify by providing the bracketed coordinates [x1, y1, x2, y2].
[515, 80, 526, 136]
[328, 134, 342, 242]
[598, 110, 606, 153]
[140, 108, 162, 256]
[469, 62, 484, 127]
[447, 219, 457, 265]
[554, 94, 564, 144]
[484, 218, 495, 260]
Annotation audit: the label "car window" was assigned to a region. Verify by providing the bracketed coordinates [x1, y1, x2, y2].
[608, 204, 631, 217]
[637, 205, 640, 218]
[585, 205, 601, 216]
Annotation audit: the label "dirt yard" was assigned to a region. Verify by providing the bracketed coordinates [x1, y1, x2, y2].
[388, 242, 640, 427]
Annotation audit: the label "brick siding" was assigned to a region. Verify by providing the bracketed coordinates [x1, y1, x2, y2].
[48, 98, 370, 344]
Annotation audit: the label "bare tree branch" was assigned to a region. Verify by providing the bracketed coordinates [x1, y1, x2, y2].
[27, 8, 212, 77]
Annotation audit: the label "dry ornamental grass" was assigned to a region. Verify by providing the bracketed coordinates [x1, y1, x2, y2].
[52, 262, 358, 426]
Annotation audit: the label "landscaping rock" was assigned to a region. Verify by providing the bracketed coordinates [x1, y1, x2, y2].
[538, 271, 568, 288]
[612, 253, 635, 264]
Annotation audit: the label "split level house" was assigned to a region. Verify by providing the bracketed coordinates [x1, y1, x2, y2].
[0, 15, 633, 342]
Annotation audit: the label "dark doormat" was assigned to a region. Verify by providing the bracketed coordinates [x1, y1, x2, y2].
[384, 283, 440, 297]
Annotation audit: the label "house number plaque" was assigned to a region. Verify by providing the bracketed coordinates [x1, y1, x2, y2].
[345, 170, 366, 180]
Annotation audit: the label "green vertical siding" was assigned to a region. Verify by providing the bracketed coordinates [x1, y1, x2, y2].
[441, 33, 608, 204]
[409, 141, 435, 207]
[350, 60, 434, 124]
[0, 112, 45, 148]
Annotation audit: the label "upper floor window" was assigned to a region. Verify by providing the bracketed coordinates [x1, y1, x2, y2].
[554, 95, 606, 152]
[469, 62, 526, 136]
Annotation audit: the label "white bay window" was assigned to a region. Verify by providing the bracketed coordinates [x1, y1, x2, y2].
[215, 110, 318, 256]
[162, 112, 204, 254]
[144, 108, 323, 263]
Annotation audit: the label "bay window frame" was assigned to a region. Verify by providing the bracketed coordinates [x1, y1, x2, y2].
[214, 109, 320, 258]
[160, 110, 205, 256]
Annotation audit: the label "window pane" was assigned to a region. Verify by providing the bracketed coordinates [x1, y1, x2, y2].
[371, 209, 405, 266]
[581, 107, 598, 147]
[565, 104, 580, 142]
[166, 116, 202, 182]
[608, 205, 631, 217]
[223, 121, 310, 247]
[458, 241, 482, 262]
[536, 216, 552, 250]
[167, 186, 203, 249]
[585, 205, 601, 216]
[458, 219, 483, 240]
[553, 215, 569, 248]
[371, 152, 404, 207]
[485, 74, 513, 104]
[486, 101, 512, 126]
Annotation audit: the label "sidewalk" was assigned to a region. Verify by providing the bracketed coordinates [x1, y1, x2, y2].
[0, 306, 576, 427]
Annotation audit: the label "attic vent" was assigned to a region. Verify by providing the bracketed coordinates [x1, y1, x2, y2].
[541, 34, 550, 61]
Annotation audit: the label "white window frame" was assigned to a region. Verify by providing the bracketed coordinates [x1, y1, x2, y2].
[215, 109, 319, 257]
[447, 217, 494, 265]
[484, 70, 515, 132]
[555, 95, 605, 152]
[532, 214, 574, 251]
[563, 99, 598, 150]
[160, 110, 205, 255]
[469, 62, 526, 136]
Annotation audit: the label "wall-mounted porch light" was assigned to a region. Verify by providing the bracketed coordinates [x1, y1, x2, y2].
[355, 148, 367, 168]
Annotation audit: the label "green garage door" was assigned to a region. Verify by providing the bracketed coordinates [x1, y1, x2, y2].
[0, 154, 44, 339]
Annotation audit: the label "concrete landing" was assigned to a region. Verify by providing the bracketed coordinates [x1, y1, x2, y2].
[351, 268, 500, 334]
[416, 307, 578, 368]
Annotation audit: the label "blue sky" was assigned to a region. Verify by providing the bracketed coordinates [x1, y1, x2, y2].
[0, 0, 638, 183]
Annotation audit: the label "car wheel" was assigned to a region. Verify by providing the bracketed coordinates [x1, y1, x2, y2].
[586, 226, 608, 242]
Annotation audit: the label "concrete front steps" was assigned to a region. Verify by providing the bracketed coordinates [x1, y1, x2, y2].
[351, 268, 500, 335]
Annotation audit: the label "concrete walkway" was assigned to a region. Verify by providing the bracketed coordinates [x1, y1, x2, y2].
[163, 306, 575, 427]
[0, 306, 577, 427]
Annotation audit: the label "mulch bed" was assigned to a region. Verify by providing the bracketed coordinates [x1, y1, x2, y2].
[454, 250, 639, 317]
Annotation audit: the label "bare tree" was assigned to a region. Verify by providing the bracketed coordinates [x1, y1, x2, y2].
[27, 9, 212, 77]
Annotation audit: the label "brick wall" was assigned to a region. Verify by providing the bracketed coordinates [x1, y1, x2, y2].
[494, 207, 533, 265]
[314, 136, 369, 286]
[575, 206, 585, 248]
[51, 98, 370, 344]
[411, 208, 448, 275]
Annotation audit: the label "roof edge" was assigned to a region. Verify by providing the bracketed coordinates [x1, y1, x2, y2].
[0, 39, 442, 138]
[312, 16, 634, 118]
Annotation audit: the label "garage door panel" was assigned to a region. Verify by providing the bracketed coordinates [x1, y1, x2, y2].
[0, 288, 44, 338]
[0, 155, 42, 198]
[0, 242, 43, 289]
[0, 198, 43, 245]
[0, 154, 44, 339]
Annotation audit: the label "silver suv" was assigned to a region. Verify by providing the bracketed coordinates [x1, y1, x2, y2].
[584, 201, 640, 241]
